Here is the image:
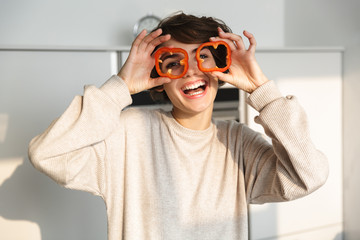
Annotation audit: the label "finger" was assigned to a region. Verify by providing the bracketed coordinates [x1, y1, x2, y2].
[145, 34, 171, 54]
[217, 28, 246, 50]
[216, 32, 245, 51]
[148, 77, 171, 89]
[130, 29, 147, 53]
[206, 71, 232, 86]
[143, 28, 163, 44]
[243, 30, 257, 52]
[138, 28, 163, 52]
[210, 36, 238, 52]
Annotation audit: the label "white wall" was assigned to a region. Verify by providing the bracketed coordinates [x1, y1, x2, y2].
[284, 1, 360, 239]
[0, 0, 284, 47]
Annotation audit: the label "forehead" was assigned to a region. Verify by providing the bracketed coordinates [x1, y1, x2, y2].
[161, 39, 202, 52]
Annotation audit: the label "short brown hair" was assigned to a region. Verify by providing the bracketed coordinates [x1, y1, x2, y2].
[149, 12, 232, 103]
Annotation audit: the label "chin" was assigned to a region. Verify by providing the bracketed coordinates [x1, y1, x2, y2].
[166, 77, 218, 114]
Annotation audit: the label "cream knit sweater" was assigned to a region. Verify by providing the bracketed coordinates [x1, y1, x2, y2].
[28, 75, 328, 240]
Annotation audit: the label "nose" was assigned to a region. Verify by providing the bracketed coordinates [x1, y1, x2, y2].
[184, 58, 201, 77]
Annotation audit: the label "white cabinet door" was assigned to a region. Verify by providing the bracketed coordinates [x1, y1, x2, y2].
[247, 51, 343, 240]
[0, 50, 113, 240]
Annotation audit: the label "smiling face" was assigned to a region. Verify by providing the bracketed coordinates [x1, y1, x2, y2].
[161, 39, 219, 117]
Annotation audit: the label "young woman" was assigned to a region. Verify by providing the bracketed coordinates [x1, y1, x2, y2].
[29, 12, 328, 240]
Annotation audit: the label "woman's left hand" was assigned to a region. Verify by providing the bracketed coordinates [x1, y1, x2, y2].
[209, 28, 269, 93]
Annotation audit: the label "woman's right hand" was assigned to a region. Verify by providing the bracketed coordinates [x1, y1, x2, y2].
[118, 28, 171, 95]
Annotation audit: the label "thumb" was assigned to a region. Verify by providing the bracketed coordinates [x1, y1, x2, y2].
[148, 77, 171, 89]
[208, 71, 229, 83]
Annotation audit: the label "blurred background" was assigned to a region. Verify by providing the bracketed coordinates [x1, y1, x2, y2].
[0, 0, 359, 239]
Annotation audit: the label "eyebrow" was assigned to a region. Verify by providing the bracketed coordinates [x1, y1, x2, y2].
[160, 53, 183, 61]
[159, 47, 201, 62]
[193, 46, 212, 54]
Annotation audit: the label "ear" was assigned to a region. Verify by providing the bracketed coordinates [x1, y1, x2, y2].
[154, 85, 164, 92]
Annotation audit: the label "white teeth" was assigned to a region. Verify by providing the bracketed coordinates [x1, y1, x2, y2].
[182, 80, 206, 91]
[187, 89, 205, 96]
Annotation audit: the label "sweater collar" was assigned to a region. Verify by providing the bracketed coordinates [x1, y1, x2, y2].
[161, 110, 215, 139]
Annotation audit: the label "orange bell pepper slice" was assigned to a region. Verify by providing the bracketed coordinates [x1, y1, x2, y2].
[154, 47, 189, 79]
[196, 40, 231, 73]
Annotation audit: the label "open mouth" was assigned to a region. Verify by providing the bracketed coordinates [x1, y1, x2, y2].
[181, 80, 208, 97]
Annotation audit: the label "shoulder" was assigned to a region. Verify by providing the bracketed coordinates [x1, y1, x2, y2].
[214, 119, 261, 141]
[214, 119, 245, 138]
[214, 119, 242, 130]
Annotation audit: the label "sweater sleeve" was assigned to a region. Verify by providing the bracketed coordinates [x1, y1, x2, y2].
[242, 81, 329, 204]
[28, 75, 132, 196]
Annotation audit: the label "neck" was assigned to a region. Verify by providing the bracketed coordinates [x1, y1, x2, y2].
[171, 106, 213, 131]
